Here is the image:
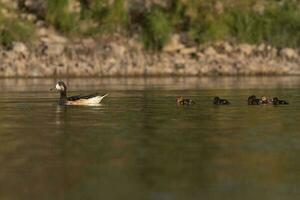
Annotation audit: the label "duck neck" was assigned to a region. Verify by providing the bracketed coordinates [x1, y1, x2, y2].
[59, 90, 67, 105]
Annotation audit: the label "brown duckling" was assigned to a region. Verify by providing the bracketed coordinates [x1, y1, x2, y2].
[248, 95, 260, 105]
[213, 97, 230, 105]
[260, 96, 273, 105]
[272, 97, 289, 105]
[176, 96, 195, 105]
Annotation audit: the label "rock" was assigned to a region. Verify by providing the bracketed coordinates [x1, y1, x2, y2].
[253, 2, 265, 15]
[4, 65, 16, 77]
[163, 34, 185, 52]
[11, 1, 18, 9]
[0, 0, 18, 9]
[21, 0, 47, 18]
[82, 38, 96, 49]
[35, 20, 46, 27]
[1, 8, 9, 17]
[128, 38, 143, 51]
[196, 52, 204, 60]
[11, 42, 28, 56]
[110, 43, 126, 57]
[174, 55, 185, 69]
[68, 0, 81, 13]
[203, 47, 217, 57]
[26, 13, 37, 22]
[36, 28, 48, 37]
[280, 48, 298, 60]
[216, 42, 233, 54]
[238, 44, 254, 56]
[256, 44, 266, 52]
[20, 13, 27, 20]
[268, 47, 277, 57]
[223, 42, 233, 53]
[214, 1, 224, 14]
[40, 37, 51, 44]
[180, 47, 197, 55]
[49, 34, 68, 44]
[44, 43, 65, 56]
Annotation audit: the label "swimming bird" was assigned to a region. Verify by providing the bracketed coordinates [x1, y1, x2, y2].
[247, 95, 260, 105]
[260, 96, 273, 105]
[272, 97, 289, 105]
[213, 97, 230, 105]
[51, 81, 108, 105]
[176, 96, 195, 105]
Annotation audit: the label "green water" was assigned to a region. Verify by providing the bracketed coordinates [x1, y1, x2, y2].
[0, 77, 300, 200]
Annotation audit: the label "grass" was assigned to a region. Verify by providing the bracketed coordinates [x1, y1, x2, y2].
[225, 1, 300, 48]
[1, 0, 300, 49]
[141, 8, 172, 50]
[46, 0, 78, 33]
[0, 4, 35, 46]
[177, 0, 300, 48]
[79, 0, 128, 35]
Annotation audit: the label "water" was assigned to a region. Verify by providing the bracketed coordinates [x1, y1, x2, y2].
[0, 77, 300, 200]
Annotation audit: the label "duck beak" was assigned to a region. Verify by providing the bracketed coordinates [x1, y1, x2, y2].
[49, 87, 55, 91]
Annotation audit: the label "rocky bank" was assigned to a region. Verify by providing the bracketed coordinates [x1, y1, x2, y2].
[1, 33, 300, 77]
[0, 0, 300, 77]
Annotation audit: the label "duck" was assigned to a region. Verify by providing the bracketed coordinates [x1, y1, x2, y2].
[247, 95, 260, 105]
[50, 81, 108, 105]
[176, 96, 195, 105]
[272, 97, 289, 105]
[213, 97, 230, 105]
[260, 96, 273, 105]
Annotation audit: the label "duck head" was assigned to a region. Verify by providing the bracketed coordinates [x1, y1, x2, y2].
[213, 97, 220, 103]
[248, 95, 256, 104]
[261, 96, 273, 104]
[57, 81, 67, 91]
[272, 97, 279, 103]
[248, 95, 256, 100]
[50, 81, 67, 98]
[176, 96, 184, 103]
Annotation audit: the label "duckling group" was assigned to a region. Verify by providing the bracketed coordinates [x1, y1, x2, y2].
[176, 95, 289, 106]
[247, 95, 288, 105]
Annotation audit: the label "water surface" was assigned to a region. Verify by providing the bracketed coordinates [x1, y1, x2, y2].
[0, 77, 300, 200]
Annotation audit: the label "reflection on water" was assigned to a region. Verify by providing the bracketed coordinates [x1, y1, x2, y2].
[1, 76, 300, 92]
[0, 77, 300, 200]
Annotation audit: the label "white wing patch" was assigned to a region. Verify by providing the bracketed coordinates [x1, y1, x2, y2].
[66, 94, 108, 105]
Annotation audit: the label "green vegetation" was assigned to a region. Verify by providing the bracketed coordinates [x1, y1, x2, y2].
[167, 0, 300, 48]
[226, 1, 300, 48]
[46, 0, 78, 33]
[0, 4, 35, 46]
[142, 8, 172, 50]
[0, 0, 300, 49]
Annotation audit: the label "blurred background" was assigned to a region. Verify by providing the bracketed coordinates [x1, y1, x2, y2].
[0, 0, 299, 77]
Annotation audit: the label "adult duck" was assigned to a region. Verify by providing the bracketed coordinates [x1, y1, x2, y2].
[51, 81, 108, 105]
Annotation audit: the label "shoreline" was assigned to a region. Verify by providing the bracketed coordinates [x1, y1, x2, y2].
[1, 76, 300, 93]
[1, 74, 300, 79]
[0, 35, 299, 78]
